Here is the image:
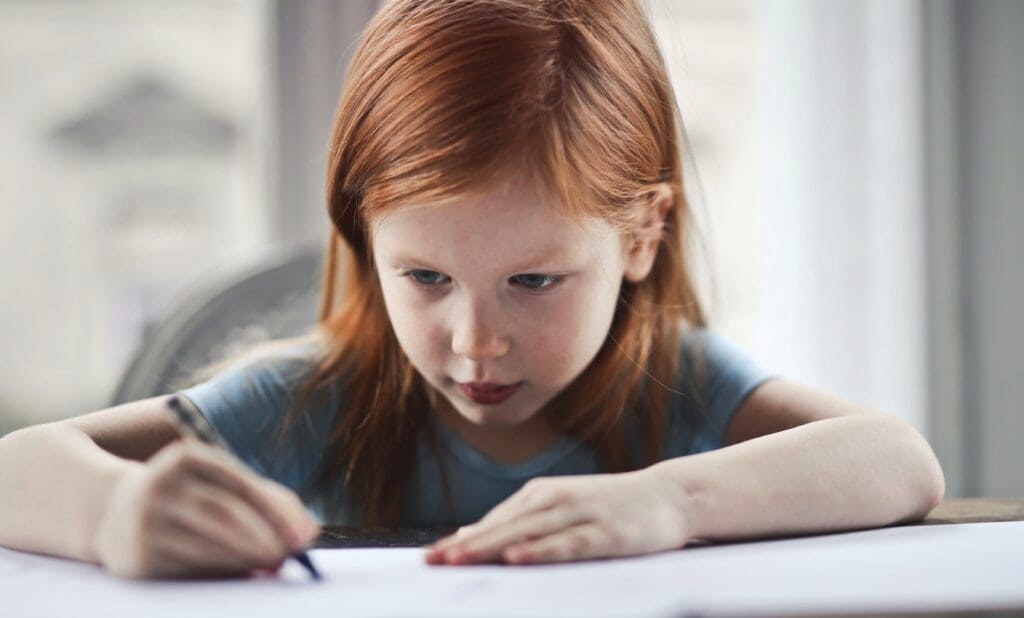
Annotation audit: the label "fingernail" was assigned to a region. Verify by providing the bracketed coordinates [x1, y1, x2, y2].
[253, 559, 285, 578]
[424, 551, 444, 565]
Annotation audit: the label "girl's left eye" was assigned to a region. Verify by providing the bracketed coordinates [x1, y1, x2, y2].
[406, 270, 449, 286]
[511, 274, 563, 290]
[402, 270, 564, 291]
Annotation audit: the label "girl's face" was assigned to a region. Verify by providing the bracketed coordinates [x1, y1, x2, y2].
[371, 176, 631, 434]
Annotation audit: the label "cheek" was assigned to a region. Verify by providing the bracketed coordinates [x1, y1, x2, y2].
[525, 281, 619, 385]
[378, 283, 440, 362]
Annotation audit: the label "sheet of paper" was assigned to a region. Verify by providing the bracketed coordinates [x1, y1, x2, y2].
[2, 521, 1023, 617]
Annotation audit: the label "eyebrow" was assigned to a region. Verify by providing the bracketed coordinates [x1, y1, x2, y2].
[383, 247, 570, 273]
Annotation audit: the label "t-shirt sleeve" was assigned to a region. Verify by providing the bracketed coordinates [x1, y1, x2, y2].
[665, 329, 779, 456]
[176, 343, 342, 494]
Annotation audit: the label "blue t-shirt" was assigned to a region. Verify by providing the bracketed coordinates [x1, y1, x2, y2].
[179, 329, 776, 526]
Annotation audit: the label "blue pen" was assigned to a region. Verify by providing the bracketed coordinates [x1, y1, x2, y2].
[166, 395, 323, 580]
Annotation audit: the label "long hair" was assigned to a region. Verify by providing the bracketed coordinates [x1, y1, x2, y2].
[285, 0, 709, 525]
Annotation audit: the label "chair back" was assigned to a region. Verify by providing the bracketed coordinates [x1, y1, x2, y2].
[110, 245, 323, 405]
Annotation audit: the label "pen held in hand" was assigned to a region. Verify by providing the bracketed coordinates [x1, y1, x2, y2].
[166, 395, 323, 581]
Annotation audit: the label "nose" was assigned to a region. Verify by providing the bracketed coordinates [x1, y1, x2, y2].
[450, 299, 511, 361]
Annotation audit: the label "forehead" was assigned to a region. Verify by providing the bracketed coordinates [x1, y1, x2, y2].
[370, 180, 617, 262]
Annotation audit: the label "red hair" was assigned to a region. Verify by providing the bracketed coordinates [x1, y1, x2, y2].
[287, 0, 708, 525]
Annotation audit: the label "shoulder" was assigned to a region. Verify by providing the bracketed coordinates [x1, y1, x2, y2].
[665, 328, 778, 454]
[212, 335, 327, 378]
[176, 335, 342, 488]
[676, 328, 772, 397]
[673, 329, 883, 447]
[185, 335, 328, 403]
[723, 377, 884, 446]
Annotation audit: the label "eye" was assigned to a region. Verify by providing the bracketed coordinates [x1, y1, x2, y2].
[511, 274, 564, 291]
[404, 270, 450, 287]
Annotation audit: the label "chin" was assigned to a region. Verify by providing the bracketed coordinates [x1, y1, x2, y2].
[451, 400, 536, 428]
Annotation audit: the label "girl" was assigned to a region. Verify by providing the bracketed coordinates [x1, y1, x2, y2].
[0, 0, 944, 579]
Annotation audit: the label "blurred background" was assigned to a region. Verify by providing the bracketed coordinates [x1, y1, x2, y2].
[0, 0, 1020, 498]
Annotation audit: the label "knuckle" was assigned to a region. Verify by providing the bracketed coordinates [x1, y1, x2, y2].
[290, 494, 311, 517]
[261, 482, 307, 535]
[150, 441, 185, 470]
[149, 466, 181, 495]
[596, 520, 626, 551]
[184, 484, 230, 522]
[205, 496, 239, 525]
[173, 438, 201, 457]
[542, 543, 567, 562]
[523, 477, 547, 493]
[272, 482, 307, 515]
[174, 441, 221, 473]
[164, 450, 194, 475]
[180, 445, 207, 467]
[568, 531, 592, 554]
[547, 486, 573, 504]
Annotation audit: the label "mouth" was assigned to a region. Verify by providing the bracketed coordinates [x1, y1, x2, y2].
[457, 381, 523, 405]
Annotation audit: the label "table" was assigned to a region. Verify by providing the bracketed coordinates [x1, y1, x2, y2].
[918, 497, 1024, 525]
[304, 498, 1024, 618]
[2, 498, 1020, 618]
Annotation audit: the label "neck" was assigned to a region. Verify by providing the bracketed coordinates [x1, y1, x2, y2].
[431, 398, 563, 466]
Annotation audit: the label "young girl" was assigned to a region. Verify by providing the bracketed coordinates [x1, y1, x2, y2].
[0, 0, 944, 579]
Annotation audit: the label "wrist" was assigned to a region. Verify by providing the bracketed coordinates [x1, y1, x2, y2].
[644, 458, 712, 543]
[86, 459, 145, 565]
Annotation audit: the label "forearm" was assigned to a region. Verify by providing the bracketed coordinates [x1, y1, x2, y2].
[0, 424, 142, 562]
[648, 415, 946, 542]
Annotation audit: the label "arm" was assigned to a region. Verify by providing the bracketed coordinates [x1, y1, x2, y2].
[424, 378, 945, 564]
[650, 413, 946, 542]
[0, 397, 175, 562]
[0, 396, 319, 578]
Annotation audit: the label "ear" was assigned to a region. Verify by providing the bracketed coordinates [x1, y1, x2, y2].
[622, 183, 673, 283]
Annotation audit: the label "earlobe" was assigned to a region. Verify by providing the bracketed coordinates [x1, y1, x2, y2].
[622, 183, 673, 283]
[622, 241, 656, 283]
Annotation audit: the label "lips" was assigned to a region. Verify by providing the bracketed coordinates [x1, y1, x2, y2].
[459, 381, 522, 405]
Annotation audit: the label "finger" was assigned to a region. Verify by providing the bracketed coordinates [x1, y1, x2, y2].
[426, 506, 581, 565]
[258, 478, 322, 545]
[177, 443, 318, 549]
[475, 483, 556, 528]
[149, 522, 254, 579]
[166, 478, 288, 566]
[429, 485, 559, 551]
[428, 506, 538, 553]
[501, 523, 608, 565]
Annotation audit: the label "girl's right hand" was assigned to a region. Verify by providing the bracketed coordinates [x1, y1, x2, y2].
[93, 439, 321, 579]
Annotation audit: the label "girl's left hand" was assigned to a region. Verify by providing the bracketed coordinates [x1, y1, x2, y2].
[423, 469, 692, 565]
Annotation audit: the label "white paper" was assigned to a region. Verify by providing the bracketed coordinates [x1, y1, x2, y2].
[2, 521, 1023, 617]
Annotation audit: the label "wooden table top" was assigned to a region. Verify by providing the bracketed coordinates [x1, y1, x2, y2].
[919, 497, 1024, 525]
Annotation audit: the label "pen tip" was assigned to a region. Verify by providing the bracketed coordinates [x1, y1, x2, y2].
[295, 552, 323, 580]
